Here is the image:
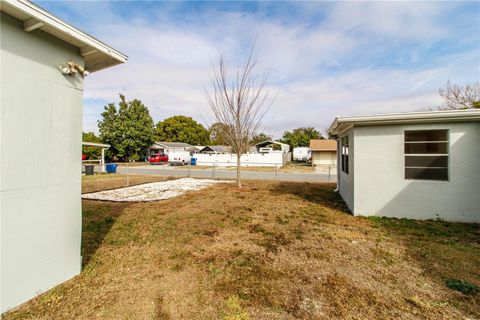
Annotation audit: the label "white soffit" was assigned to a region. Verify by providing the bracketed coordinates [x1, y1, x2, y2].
[1, 0, 128, 72]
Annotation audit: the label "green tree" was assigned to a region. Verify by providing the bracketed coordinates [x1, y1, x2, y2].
[98, 94, 155, 161]
[82, 131, 101, 159]
[155, 115, 210, 145]
[281, 127, 323, 149]
[250, 132, 272, 145]
[209, 122, 233, 145]
[97, 102, 119, 159]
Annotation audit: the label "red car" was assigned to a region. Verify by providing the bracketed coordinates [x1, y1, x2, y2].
[149, 154, 168, 164]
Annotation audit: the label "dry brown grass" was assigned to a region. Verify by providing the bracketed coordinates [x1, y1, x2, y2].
[278, 163, 315, 173]
[113, 162, 152, 167]
[4, 178, 479, 320]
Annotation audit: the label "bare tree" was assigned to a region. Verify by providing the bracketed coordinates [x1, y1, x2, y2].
[205, 44, 273, 188]
[439, 81, 480, 110]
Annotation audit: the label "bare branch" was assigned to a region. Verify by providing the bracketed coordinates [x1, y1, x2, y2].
[439, 81, 480, 110]
[205, 42, 273, 187]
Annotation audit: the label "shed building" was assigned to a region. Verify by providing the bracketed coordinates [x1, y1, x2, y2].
[309, 139, 337, 166]
[328, 109, 480, 223]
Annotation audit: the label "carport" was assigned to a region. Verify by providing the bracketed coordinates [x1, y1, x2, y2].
[82, 142, 110, 173]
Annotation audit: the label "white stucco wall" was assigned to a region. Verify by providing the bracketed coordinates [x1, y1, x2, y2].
[352, 122, 480, 222]
[1, 13, 83, 312]
[338, 129, 354, 213]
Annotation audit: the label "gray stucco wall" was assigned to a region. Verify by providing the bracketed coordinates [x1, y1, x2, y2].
[1, 13, 84, 312]
[338, 129, 354, 213]
[353, 122, 480, 222]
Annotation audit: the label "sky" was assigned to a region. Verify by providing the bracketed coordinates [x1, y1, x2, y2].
[37, 0, 480, 138]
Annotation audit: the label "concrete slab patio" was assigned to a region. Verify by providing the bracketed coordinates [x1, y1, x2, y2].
[82, 178, 230, 202]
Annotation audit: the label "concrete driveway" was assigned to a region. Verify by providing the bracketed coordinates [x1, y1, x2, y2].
[117, 165, 336, 182]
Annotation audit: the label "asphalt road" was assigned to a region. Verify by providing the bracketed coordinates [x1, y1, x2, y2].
[117, 165, 336, 182]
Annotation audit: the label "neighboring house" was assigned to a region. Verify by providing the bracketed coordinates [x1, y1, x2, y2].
[309, 139, 337, 166]
[187, 145, 205, 153]
[199, 145, 232, 154]
[328, 109, 480, 223]
[1, 0, 126, 312]
[254, 140, 290, 153]
[150, 142, 192, 155]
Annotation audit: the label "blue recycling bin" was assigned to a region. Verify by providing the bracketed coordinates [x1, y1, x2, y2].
[191, 158, 197, 166]
[105, 163, 117, 173]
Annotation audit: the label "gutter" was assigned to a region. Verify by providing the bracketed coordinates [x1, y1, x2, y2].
[328, 109, 480, 136]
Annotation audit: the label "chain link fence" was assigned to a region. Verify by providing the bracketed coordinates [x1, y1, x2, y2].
[82, 161, 337, 184]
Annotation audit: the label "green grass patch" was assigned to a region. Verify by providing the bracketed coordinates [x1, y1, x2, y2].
[445, 279, 480, 295]
[223, 295, 250, 320]
[367, 216, 480, 244]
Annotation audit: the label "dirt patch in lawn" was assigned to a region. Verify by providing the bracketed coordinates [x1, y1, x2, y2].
[4, 180, 479, 319]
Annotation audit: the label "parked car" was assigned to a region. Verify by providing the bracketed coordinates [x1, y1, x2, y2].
[149, 153, 169, 164]
[168, 151, 191, 166]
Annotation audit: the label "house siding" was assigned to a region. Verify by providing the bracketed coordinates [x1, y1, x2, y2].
[1, 13, 83, 312]
[353, 122, 480, 222]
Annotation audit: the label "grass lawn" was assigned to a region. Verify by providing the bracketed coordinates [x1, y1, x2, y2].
[5, 176, 479, 319]
[191, 164, 316, 173]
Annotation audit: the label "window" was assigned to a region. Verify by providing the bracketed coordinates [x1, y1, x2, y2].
[341, 135, 349, 174]
[404, 130, 448, 181]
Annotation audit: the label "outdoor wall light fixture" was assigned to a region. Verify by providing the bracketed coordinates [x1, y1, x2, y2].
[58, 61, 89, 77]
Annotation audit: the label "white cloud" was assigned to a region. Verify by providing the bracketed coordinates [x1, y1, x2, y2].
[69, 1, 479, 138]
[326, 2, 455, 41]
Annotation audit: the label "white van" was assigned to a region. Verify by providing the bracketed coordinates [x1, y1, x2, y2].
[168, 151, 191, 166]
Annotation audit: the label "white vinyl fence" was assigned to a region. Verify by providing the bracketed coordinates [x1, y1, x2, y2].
[194, 152, 290, 167]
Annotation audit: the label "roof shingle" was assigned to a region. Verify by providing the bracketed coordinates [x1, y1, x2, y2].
[310, 139, 337, 151]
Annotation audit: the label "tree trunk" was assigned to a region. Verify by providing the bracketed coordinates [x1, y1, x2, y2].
[236, 153, 242, 188]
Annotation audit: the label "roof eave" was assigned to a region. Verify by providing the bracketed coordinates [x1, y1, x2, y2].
[254, 140, 288, 147]
[328, 109, 480, 136]
[1, 0, 127, 72]
[82, 142, 110, 148]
